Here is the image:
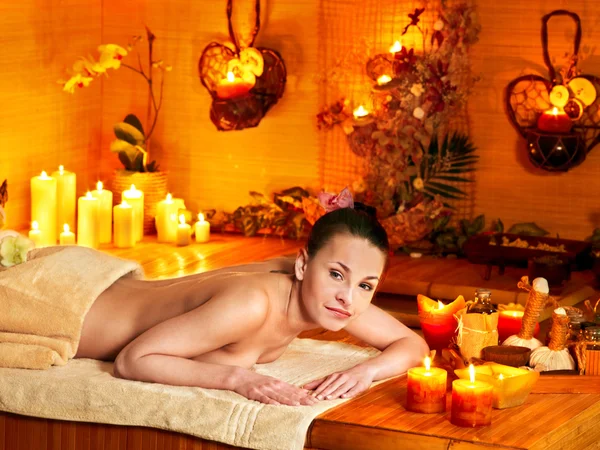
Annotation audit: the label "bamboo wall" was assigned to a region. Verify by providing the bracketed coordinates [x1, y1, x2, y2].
[2, 0, 600, 239]
[0, 1, 102, 230]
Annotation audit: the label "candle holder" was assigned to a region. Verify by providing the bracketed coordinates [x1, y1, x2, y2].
[505, 10, 600, 172]
[198, 0, 286, 132]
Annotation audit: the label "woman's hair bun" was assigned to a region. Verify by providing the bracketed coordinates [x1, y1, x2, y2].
[353, 202, 377, 218]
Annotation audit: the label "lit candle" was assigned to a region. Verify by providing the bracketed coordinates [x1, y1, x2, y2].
[113, 201, 135, 249]
[537, 106, 573, 133]
[155, 193, 179, 243]
[91, 181, 113, 244]
[406, 356, 447, 413]
[498, 310, 540, 343]
[77, 191, 99, 249]
[59, 223, 76, 245]
[417, 295, 466, 352]
[353, 105, 369, 119]
[51, 165, 76, 234]
[454, 362, 539, 409]
[389, 40, 402, 53]
[30, 171, 57, 246]
[28, 221, 42, 248]
[194, 213, 210, 243]
[122, 184, 144, 242]
[451, 364, 493, 427]
[216, 71, 254, 99]
[176, 214, 191, 246]
[377, 74, 392, 85]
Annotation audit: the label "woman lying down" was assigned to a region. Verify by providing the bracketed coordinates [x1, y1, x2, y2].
[75, 204, 428, 406]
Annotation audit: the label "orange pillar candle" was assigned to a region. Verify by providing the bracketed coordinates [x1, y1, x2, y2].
[451, 365, 493, 428]
[59, 223, 75, 245]
[417, 295, 466, 352]
[406, 357, 448, 413]
[498, 310, 540, 343]
[537, 107, 572, 133]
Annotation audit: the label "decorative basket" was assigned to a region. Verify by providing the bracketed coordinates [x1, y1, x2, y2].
[111, 170, 168, 235]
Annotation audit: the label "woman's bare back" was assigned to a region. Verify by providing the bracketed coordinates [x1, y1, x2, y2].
[76, 258, 296, 366]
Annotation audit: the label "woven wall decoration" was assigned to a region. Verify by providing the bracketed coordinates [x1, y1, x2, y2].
[505, 10, 600, 172]
[198, 0, 286, 132]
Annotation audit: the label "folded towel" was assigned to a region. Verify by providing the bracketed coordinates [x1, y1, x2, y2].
[0, 246, 144, 369]
[0, 338, 380, 450]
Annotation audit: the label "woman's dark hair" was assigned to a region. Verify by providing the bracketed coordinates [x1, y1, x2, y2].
[307, 203, 389, 258]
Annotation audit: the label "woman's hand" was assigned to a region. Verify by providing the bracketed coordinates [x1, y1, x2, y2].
[303, 365, 376, 400]
[234, 370, 319, 406]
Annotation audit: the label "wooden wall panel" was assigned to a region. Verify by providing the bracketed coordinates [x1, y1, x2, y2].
[0, 0, 102, 230]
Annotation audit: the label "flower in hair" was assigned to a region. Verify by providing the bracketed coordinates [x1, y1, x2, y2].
[318, 187, 354, 213]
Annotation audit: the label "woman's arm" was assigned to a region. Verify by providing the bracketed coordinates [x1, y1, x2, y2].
[304, 304, 429, 400]
[114, 284, 316, 406]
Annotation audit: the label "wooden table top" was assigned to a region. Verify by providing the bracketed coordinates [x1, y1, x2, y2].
[103, 234, 600, 450]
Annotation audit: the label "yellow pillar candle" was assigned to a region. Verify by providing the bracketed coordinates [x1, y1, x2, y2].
[194, 213, 210, 243]
[176, 214, 191, 246]
[77, 191, 99, 249]
[30, 171, 57, 246]
[59, 223, 76, 245]
[91, 181, 113, 244]
[113, 201, 135, 248]
[155, 193, 179, 243]
[122, 184, 144, 242]
[28, 221, 42, 248]
[52, 165, 76, 234]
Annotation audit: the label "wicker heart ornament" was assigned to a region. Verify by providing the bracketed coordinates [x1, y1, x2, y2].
[198, 0, 286, 132]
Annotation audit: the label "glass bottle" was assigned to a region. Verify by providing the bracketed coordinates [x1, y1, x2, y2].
[467, 288, 497, 314]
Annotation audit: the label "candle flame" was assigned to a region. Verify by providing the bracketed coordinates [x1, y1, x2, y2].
[353, 105, 369, 118]
[551, 106, 559, 116]
[59, 165, 64, 174]
[97, 181, 103, 191]
[226, 71, 235, 82]
[40, 171, 49, 178]
[437, 300, 445, 310]
[130, 184, 136, 190]
[166, 193, 172, 202]
[498, 373, 504, 381]
[424, 356, 431, 371]
[469, 364, 475, 384]
[86, 191, 93, 199]
[179, 214, 186, 225]
[121, 200, 130, 207]
[377, 74, 392, 85]
[198, 212, 205, 222]
[390, 40, 402, 53]
[32, 221, 39, 231]
[63, 224, 70, 233]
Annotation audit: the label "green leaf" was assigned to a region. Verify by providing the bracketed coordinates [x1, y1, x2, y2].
[471, 214, 485, 234]
[493, 219, 504, 233]
[430, 175, 473, 183]
[114, 122, 145, 146]
[424, 186, 462, 199]
[507, 222, 549, 237]
[426, 181, 467, 196]
[123, 114, 145, 137]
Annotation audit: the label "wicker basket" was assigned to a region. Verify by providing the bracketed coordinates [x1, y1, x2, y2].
[111, 170, 168, 235]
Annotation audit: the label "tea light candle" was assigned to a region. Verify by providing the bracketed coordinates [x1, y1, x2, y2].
[122, 184, 144, 242]
[406, 357, 447, 413]
[30, 171, 57, 246]
[155, 193, 178, 243]
[91, 181, 113, 244]
[113, 201, 135, 248]
[451, 365, 493, 428]
[59, 223, 76, 245]
[77, 191, 99, 249]
[194, 213, 210, 243]
[216, 71, 254, 99]
[51, 165, 76, 234]
[537, 107, 572, 133]
[417, 295, 466, 352]
[176, 214, 191, 246]
[28, 221, 42, 248]
[498, 310, 540, 343]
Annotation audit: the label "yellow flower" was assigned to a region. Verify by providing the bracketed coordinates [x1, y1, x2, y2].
[413, 107, 425, 120]
[63, 73, 93, 93]
[413, 177, 424, 191]
[0, 232, 34, 267]
[97, 44, 128, 70]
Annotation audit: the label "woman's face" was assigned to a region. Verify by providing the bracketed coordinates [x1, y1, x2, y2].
[297, 233, 387, 331]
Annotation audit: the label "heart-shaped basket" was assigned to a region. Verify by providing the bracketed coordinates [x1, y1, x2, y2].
[505, 10, 600, 172]
[198, 0, 286, 131]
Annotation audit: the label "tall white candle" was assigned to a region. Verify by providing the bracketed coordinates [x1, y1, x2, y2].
[77, 191, 99, 249]
[122, 184, 144, 242]
[59, 223, 76, 245]
[28, 221, 42, 248]
[194, 213, 210, 243]
[30, 171, 57, 246]
[113, 201, 135, 248]
[155, 193, 179, 243]
[52, 165, 76, 235]
[91, 181, 113, 244]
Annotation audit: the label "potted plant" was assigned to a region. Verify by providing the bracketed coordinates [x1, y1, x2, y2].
[62, 27, 171, 234]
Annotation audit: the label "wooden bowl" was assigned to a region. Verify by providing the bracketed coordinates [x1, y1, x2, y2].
[481, 345, 531, 367]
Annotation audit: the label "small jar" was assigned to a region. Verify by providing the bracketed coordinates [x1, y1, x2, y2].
[566, 309, 585, 341]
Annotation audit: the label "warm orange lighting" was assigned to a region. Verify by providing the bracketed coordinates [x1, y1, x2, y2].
[353, 105, 369, 118]
[390, 40, 402, 53]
